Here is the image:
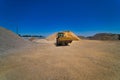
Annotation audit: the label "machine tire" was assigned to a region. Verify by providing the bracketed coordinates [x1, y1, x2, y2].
[65, 42, 68, 45]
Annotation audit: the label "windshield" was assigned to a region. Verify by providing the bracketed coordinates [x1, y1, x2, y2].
[58, 33, 64, 37]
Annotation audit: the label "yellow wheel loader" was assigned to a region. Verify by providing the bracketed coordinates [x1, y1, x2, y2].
[56, 32, 72, 46]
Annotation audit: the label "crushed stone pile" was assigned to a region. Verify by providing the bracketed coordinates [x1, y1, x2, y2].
[46, 31, 80, 41]
[0, 27, 29, 53]
[46, 33, 57, 41]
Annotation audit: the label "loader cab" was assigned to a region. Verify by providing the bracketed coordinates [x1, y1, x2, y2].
[57, 32, 64, 38]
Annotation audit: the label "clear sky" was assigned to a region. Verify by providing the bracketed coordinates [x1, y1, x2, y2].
[0, 0, 120, 36]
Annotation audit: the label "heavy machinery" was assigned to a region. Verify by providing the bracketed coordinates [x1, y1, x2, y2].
[56, 32, 72, 46]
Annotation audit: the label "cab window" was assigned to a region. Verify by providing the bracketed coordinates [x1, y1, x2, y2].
[58, 33, 64, 37]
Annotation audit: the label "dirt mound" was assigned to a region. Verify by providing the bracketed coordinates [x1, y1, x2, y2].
[46, 31, 80, 41]
[46, 33, 57, 41]
[0, 27, 29, 53]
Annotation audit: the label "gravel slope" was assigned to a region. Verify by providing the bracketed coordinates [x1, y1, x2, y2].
[0, 27, 30, 53]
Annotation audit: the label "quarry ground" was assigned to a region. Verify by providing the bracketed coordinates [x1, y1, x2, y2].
[0, 39, 120, 80]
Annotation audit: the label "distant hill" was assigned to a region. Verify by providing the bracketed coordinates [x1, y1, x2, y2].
[78, 36, 87, 39]
[78, 33, 120, 40]
[21, 35, 45, 38]
[20, 35, 45, 40]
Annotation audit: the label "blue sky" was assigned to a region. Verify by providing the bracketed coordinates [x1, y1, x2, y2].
[0, 0, 120, 36]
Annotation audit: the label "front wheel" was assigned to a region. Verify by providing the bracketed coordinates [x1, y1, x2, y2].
[65, 42, 68, 45]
